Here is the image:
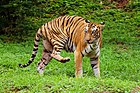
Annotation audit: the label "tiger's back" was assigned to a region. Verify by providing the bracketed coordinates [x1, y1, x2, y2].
[42, 16, 87, 52]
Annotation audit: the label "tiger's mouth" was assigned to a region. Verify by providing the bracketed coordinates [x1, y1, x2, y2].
[87, 40, 93, 44]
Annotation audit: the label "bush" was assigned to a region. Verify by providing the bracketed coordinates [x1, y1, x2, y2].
[0, 0, 139, 41]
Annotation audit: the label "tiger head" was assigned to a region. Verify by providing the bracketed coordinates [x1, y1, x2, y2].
[84, 22, 105, 44]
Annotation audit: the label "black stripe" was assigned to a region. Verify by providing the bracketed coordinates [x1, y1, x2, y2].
[95, 51, 99, 56]
[47, 22, 50, 31]
[34, 43, 38, 47]
[43, 62, 48, 65]
[58, 48, 63, 51]
[28, 60, 32, 64]
[19, 64, 23, 67]
[50, 21, 58, 35]
[23, 65, 27, 67]
[90, 57, 98, 61]
[53, 39, 65, 46]
[85, 49, 88, 54]
[90, 45, 94, 50]
[44, 24, 48, 36]
[67, 17, 76, 34]
[54, 44, 63, 48]
[43, 49, 49, 53]
[54, 42, 63, 47]
[58, 17, 60, 27]
[66, 16, 71, 26]
[69, 16, 76, 23]
[91, 64, 97, 69]
[68, 17, 77, 36]
[52, 19, 60, 34]
[52, 40, 55, 45]
[61, 16, 67, 29]
[58, 40, 65, 45]
[37, 33, 41, 38]
[66, 25, 70, 32]
[52, 31, 65, 41]
[35, 38, 40, 42]
[32, 54, 36, 58]
[33, 48, 38, 51]
[53, 48, 62, 52]
[58, 16, 65, 30]
[41, 58, 47, 62]
[42, 58, 47, 60]
[38, 28, 42, 34]
[70, 43, 73, 52]
[95, 46, 98, 50]
[43, 49, 52, 53]
[53, 19, 59, 32]
[81, 52, 84, 57]
[60, 16, 64, 21]
[68, 38, 72, 47]
[55, 49, 61, 52]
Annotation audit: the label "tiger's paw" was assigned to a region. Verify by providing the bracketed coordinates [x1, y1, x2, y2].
[37, 62, 45, 74]
[51, 54, 70, 63]
[60, 57, 70, 63]
[37, 67, 44, 75]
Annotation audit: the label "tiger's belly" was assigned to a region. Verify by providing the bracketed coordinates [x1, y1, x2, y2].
[64, 41, 100, 58]
[64, 42, 76, 52]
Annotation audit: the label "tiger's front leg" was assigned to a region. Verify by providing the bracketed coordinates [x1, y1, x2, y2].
[74, 50, 83, 78]
[90, 57, 100, 78]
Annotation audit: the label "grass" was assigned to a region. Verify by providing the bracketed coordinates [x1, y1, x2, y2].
[1, 1, 140, 92]
[0, 34, 140, 92]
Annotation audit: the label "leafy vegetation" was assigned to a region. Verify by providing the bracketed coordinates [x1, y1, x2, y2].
[0, 0, 140, 92]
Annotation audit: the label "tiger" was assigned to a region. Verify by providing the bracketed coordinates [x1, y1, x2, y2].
[19, 15, 105, 78]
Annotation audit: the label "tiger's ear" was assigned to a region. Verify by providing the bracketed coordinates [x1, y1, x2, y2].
[99, 22, 105, 30]
[85, 19, 90, 23]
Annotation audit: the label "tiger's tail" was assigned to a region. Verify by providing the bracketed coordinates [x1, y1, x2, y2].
[19, 28, 42, 68]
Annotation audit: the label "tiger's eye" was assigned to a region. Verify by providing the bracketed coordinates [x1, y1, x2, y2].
[85, 26, 88, 32]
[92, 26, 97, 32]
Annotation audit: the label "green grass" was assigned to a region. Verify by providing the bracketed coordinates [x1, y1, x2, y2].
[1, 1, 140, 92]
[0, 34, 140, 92]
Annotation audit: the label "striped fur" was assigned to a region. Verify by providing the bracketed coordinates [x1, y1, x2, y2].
[19, 15, 105, 78]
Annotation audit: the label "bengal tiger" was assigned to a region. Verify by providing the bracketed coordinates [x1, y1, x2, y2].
[19, 15, 105, 78]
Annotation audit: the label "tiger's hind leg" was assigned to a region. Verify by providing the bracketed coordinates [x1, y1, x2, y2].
[37, 49, 52, 74]
[90, 57, 100, 78]
[51, 42, 70, 63]
[37, 39, 52, 74]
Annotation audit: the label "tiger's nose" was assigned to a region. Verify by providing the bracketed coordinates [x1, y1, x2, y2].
[86, 39, 91, 43]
